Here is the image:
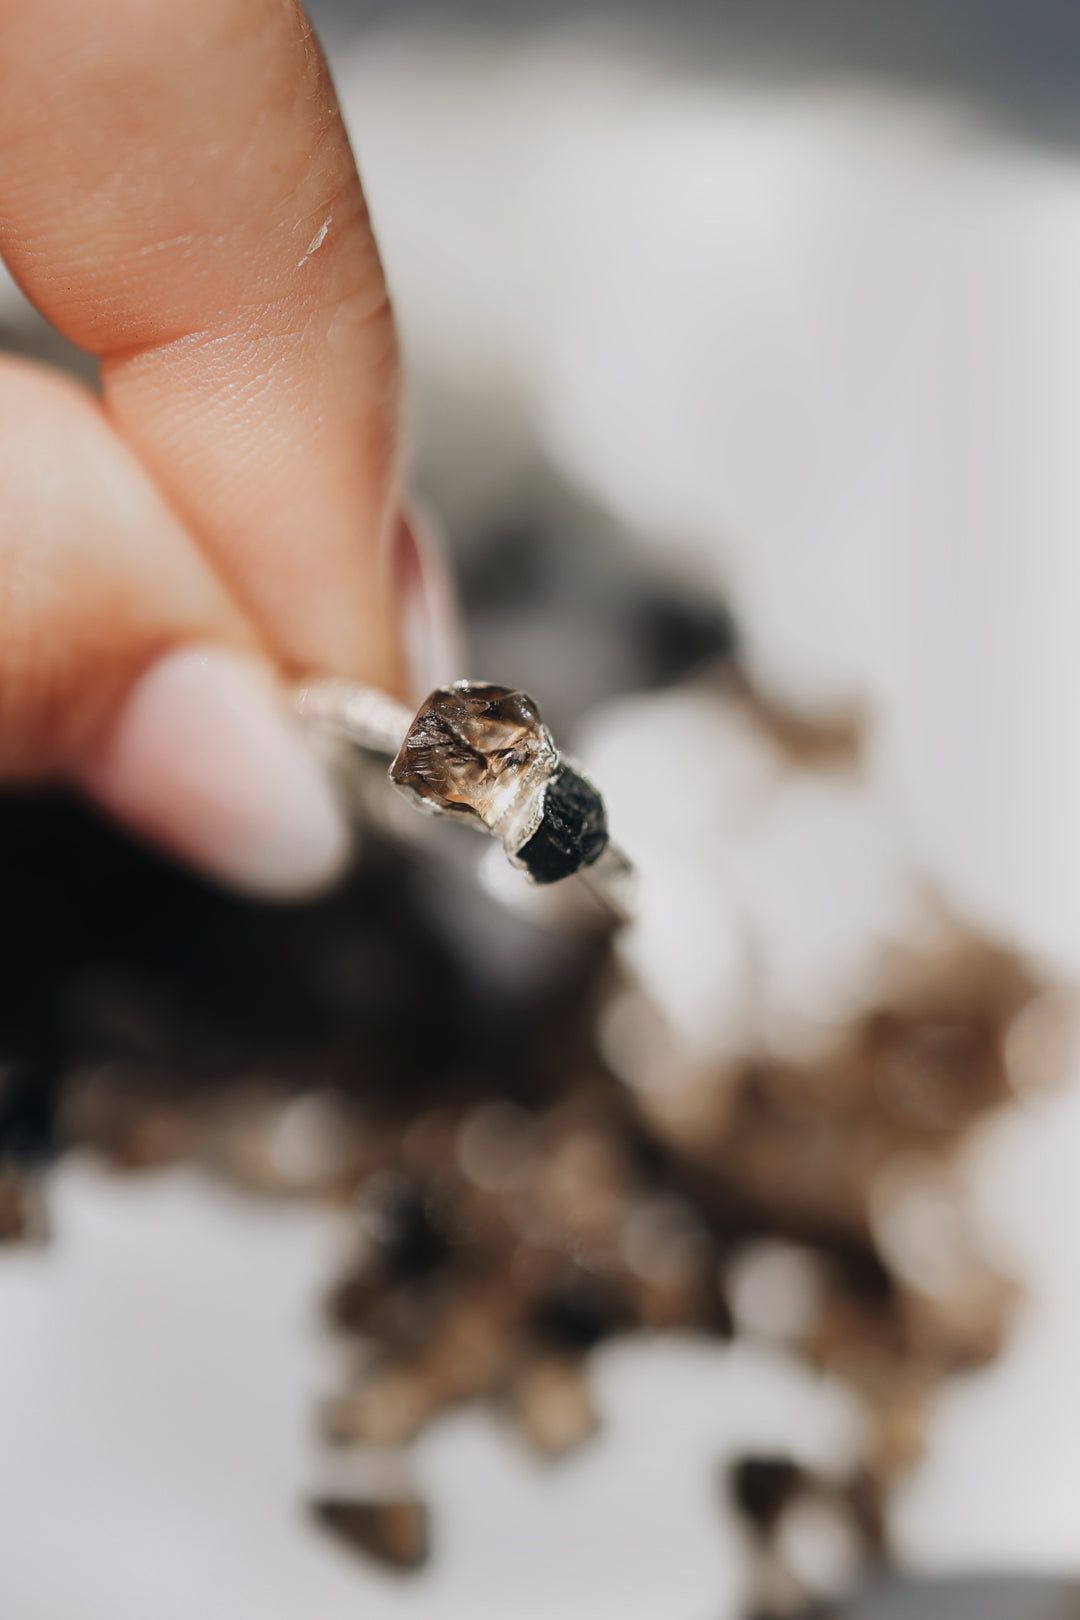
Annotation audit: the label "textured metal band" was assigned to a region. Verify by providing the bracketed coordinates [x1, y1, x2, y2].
[293, 677, 414, 757]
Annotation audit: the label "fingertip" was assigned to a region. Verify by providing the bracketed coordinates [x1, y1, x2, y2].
[73, 645, 353, 900]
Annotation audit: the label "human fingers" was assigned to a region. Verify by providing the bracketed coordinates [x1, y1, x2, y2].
[0, 0, 407, 691]
[0, 357, 350, 896]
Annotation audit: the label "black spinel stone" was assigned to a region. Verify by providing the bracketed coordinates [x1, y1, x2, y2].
[515, 767, 608, 885]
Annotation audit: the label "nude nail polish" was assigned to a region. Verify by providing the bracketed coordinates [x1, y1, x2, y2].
[74, 645, 352, 899]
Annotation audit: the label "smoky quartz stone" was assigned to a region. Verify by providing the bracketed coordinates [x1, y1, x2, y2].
[390, 682, 555, 826]
[390, 682, 608, 884]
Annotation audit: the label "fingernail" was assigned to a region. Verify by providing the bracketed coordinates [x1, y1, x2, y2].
[395, 504, 465, 703]
[74, 646, 352, 899]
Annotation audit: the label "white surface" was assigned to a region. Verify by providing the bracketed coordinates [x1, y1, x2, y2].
[0, 1157, 865, 1620]
[581, 688, 930, 1065]
[891, 1080, 1080, 1570]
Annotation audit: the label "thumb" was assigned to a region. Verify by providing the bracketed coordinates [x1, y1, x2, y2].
[0, 358, 350, 898]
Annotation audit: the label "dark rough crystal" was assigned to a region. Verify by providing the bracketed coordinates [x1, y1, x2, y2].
[390, 682, 553, 828]
[515, 767, 608, 884]
[311, 1498, 429, 1571]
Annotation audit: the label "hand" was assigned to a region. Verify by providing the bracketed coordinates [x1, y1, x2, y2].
[0, 0, 429, 896]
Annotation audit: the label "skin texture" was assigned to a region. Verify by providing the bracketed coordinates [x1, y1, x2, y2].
[0, 0, 410, 886]
[0, 358, 255, 776]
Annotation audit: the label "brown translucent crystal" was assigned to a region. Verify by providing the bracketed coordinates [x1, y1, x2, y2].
[390, 682, 556, 829]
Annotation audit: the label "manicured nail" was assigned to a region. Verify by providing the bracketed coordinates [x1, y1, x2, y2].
[395, 505, 465, 703]
[74, 646, 352, 899]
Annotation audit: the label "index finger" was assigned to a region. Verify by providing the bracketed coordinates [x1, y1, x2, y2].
[0, 0, 406, 691]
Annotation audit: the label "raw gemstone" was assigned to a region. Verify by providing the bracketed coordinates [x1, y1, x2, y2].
[390, 682, 556, 828]
[390, 682, 609, 883]
[514, 767, 608, 884]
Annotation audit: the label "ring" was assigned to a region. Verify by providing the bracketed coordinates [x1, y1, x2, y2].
[294, 677, 635, 923]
